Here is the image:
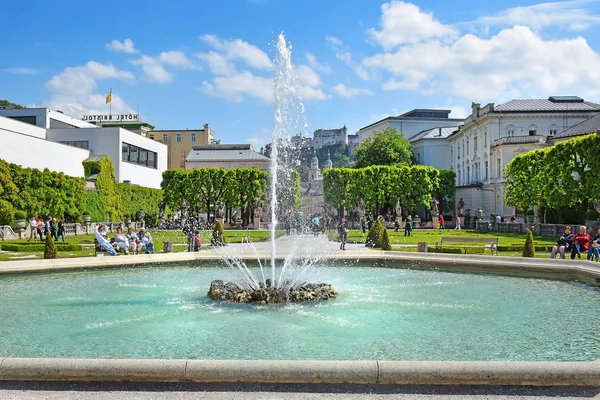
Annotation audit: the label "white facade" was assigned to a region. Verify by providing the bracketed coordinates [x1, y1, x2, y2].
[448, 98, 600, 217]
[0, 116, 90, 177]
[357, 109, 463, 144]
[0, 108, 167, 189]
[410, 126, 459, 171]
[47, 128, 167, 189]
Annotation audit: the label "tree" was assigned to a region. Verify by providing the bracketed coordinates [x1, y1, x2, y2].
[381, 227, 392, 251]
[366, 218, 385, 248]
[323, 168, 359, 216]
[354, 128, 412, 168]
[229, 168, 268, 226]
[44, 233, 57, 259]
[522, 229, 535, 257]
[437, 170, 456, 214]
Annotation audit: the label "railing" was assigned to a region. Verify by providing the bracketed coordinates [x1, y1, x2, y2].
[491, 135, 546, 149]
[0, 221, 146, 241]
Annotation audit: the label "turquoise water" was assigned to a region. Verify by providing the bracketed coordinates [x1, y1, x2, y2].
[0, 264, 599, 361]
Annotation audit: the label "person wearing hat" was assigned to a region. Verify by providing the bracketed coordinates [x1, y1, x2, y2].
[139, 227, 155, 254]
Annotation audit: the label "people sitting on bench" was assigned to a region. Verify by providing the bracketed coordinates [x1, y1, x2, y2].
[95, 223, 117, 256]
[113, 226, 129, 255]
[126, 226, 140, 255]
[139, 227, 155, 254]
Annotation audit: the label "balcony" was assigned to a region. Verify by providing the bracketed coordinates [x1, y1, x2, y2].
[491, 135, 547, 149]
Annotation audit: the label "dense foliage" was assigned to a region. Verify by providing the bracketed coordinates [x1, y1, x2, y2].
[44, 233, 57, 259]
[366, 218, 385, 248]
[437, 170, 457, 214]
[211, 221, 226, 246]
[354, 128, 412, 168]
[162, 168, 270, 224]
[522, 229, 535, 257]
[504, 134, 600, 223]
[381, 226, 392, 250]
[0, 159, 86, 225]
[83, 156, 122, 221]
[117, 183, 163, 222]
[323, 165, 440, 217]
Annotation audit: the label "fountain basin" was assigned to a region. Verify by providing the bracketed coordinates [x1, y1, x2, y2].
[208, 279, 338, 304]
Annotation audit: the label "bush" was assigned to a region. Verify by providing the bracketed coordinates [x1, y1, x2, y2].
[211, 221, 226, 246]
[1, 243, 80, 252]
[522, 229, 535, 257]
[366, 219, 384, 248]
[44, 233, 57, 259]
[427, 246, 462, 254]
[586, 209, 599, 220]
[381, 227, 392, 250]
[13, 210, 27, 221]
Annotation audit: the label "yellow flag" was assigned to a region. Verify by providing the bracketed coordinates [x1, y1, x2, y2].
[105, 90, 112, 104]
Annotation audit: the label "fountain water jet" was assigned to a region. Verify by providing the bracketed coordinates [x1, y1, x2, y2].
[208, 33, 338, 304]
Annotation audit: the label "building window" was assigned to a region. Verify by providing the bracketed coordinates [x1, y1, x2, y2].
[451, 149, 453, 161]
[121, 142, 157, 169]
[529, 130, 536, 136]
[497, 158, 501, 178]
[163, 134, 168, 142]
[149, 134, 155, 140]
[484, 131, 487, 147]
[474, 137, 477, 156]
[507, 130, 515, 137]
[485, 161, 489, 181]
[549, 129, 557, 136]
[466, 139, 469, 156]
[191, 133, 196, 142]
[176, 133, 182, 142]
[467, 167, 470, 184]
[416, 153, 420, 164]
[58, 140, 89, 150]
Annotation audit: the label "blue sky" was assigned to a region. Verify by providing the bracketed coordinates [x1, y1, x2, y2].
[3, 0, 600, 148]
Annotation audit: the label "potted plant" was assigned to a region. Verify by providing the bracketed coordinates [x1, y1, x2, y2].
[13, 210, 27, 238]
[81, 211, 92, 224]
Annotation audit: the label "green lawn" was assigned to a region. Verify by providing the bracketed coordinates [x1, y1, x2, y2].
[0, 229, 286, 261]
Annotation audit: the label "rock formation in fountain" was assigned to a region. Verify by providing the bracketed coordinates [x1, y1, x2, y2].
[208, 280, 338, 304]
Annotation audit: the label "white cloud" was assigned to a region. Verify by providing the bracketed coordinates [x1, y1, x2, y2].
[196, 51, 236, 75]
[296, 85, 330, 101]
[474, 0, 600, 32]
[200, 34, 272, 70]
[333, 83, 373, 98]
[296, 65, 322, 87]
[2, 67, 42, 75]
[305, 51, 331, 73]
[368, 1, 458, 49]
[131, 55, 173, 84]
[361, 24, 600, 99]
[326, 36, 342, 46]
[247, 135, 271, 150]
[200, 71, 273, 103]
[43, 61, 135, 116]
[105, 38, 138, 54]
[158, 51, 200, 70]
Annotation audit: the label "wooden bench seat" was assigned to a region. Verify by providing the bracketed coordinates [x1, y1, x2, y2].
[435, 236, 499, 256]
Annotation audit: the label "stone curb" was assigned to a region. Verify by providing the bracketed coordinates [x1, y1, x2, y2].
[1, 358, 600, 385]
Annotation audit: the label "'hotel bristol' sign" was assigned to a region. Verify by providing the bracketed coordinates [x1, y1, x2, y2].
[82, 114, 139, 122]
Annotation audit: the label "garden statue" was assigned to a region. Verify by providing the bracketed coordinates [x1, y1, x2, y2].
[395, 198, 402, 218]
[457, 198, 466, 217]
[158, 201, 166, 228]
[477, 208, 484, 221]
[357, 198, 366, 218]
[430, 198, 439, 217]
[216, 202, 226, 219]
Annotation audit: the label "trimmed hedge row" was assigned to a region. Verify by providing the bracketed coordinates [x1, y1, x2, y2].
[427, 244, 553, 254]
[1, 243, 81, 252]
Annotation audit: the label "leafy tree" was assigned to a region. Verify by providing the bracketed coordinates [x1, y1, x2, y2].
[190, 168, 229, 221]
[381, 227, 392, 250]
[44, 233, 57, 259]
[228, 168, 268, 226]
[83, 156, 122, 221]
[437, 170, 456, 213]
[354, 127, 412, 168]
[366, 218, 385, 248]
[323, 168, 359, 216]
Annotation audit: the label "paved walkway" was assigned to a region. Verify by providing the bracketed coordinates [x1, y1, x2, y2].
[0, 382, 599, 399]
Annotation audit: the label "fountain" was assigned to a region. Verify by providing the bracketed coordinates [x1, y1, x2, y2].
[208, 33, 338, 304]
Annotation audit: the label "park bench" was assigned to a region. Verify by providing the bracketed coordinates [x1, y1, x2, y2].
[435, 236, 499, 256]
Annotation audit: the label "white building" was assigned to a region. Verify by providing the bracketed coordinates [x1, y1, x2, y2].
[357, 109, 464, 144]
[447, 97, 600, 218]
[409, 126, 461, 171]
[312, 126, 348, 149]
[0, 108, 167, 189]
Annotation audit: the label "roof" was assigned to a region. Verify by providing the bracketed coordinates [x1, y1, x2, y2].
[358, 109, 463, 132]
[186, 144, 270, 162]
[409, 126, 461, 142]
[495, 98, 600, 112]
[551, 114, 600, 140]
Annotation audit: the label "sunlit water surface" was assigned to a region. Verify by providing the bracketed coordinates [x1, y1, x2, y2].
[1, 264, 599, 361]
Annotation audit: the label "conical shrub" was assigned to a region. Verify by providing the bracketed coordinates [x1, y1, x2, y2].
[522, 228, 535, 257]
[381, 227, 392, 251]
[211, 221, 227, 246]
[366, 219, 384, 248]
[44, 232, 57, 259]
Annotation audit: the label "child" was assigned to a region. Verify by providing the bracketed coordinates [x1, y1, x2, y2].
[194, 231, 202, 252]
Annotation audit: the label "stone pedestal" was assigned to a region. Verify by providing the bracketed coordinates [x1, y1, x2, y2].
[163, 241, 173, 253]
[253, 217, 261, 230]
[418, 242, 428, 253]
[217, 217, 225, 227]
[432, 216, 439, 230]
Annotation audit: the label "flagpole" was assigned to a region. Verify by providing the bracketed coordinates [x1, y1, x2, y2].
[109, 88, 112, 116]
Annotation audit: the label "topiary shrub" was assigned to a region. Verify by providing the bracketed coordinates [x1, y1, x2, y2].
[366, 219, 384, 248]
[381, 227, 392, 251]
[211, 221, 227, 246]
[44, 233, 57, 259]
[13, 210, 27, 221]
[522, 229, 535, 257]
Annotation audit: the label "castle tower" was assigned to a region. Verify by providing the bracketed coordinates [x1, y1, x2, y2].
[324, 150, 333, 169]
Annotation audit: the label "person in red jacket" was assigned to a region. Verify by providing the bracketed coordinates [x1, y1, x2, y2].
[571, 225, 590, 259]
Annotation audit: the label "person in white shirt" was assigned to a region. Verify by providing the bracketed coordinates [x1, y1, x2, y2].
[95, 224, 117, 256]
[113, 226, 129, 255]
[27, 216, 38, 242]
[125, 226, 140, 255]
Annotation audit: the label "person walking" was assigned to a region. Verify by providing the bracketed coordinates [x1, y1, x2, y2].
[455, 216, 461, 230]
[27, 216, 37, 242]
[404, 215, 413, 237]
[394, 219, 400, 232]
[439, 215, 445, 230]
[36, 216, 43, 241]
[338, 218, 347, 250]
[57, 218, 66, 242]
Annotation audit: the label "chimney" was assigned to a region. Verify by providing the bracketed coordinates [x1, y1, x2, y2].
[471, 103, 480, 119]
[438, 127, 442, 136]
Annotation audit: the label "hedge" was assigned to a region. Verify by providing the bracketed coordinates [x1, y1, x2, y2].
[1, 243, 81, 252]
